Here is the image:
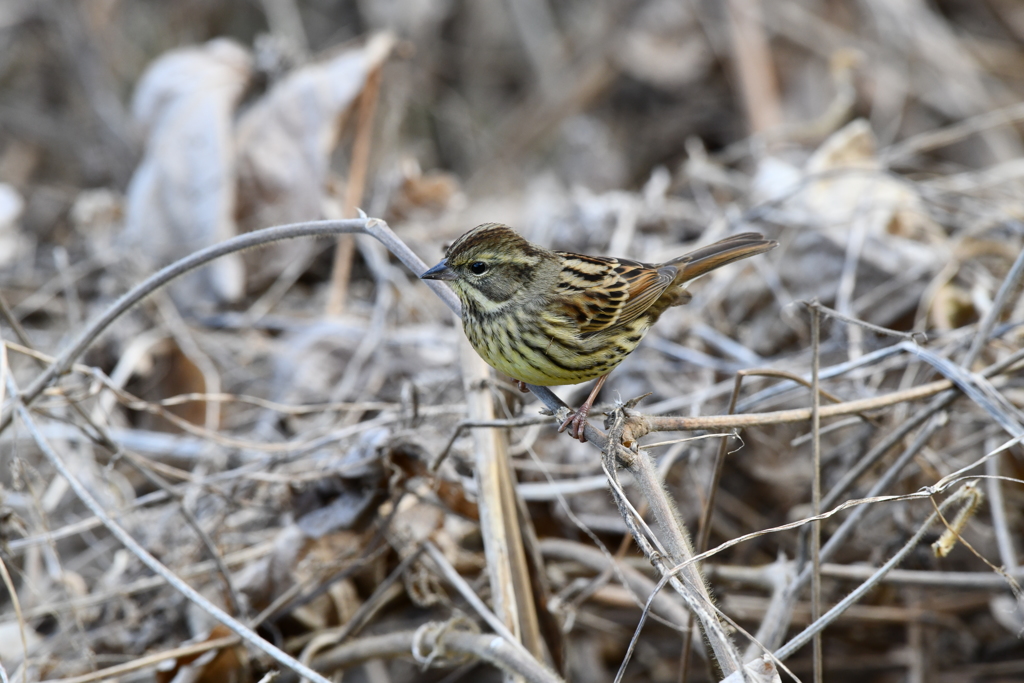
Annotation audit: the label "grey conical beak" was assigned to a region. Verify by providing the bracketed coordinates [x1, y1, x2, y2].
[421, 259, 457, 281]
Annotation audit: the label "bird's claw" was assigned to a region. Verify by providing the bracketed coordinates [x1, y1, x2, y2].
[515, 380, 530, 393]
[558, 406, 591, 443]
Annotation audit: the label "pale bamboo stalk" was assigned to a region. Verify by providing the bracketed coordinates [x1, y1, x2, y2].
[460, 338, 545, 675]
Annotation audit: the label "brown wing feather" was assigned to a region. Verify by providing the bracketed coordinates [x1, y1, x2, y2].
[665, 232, 778, 285]
[551, 233, 776, 336]
[553, 253, 675, 335]
[612, 261, 677, 327]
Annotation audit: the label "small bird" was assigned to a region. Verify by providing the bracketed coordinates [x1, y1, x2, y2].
[421, 223, 777, 441]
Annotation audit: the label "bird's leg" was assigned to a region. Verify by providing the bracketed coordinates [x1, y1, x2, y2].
[515, 380, 530, 393]
[558, 374, 608, 443]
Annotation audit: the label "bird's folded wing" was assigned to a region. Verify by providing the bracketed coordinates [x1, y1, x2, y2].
[554, 253, 676, 335]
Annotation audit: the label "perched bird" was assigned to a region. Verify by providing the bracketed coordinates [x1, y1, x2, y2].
[421, 223, 777, 441]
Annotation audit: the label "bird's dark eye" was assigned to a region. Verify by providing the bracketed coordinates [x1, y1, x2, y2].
[469, 261, 488, 275]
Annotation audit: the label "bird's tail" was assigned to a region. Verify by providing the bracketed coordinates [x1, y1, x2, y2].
[665, 232, 777, 285]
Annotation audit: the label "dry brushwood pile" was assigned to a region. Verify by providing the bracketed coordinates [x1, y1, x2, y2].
[2, 2, 1024, 682]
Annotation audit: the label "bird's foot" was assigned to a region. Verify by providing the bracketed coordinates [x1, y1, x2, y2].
[558, 404, 592, 443]
[515, 380, 530, 393]
[556, 374, 609, 443]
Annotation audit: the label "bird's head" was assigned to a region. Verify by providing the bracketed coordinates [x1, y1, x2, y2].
[420, 223, 555, 313]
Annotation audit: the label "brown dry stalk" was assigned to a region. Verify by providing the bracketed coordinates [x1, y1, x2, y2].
[326, 65, 384, 316]
[726, 0, 782, 132]
[637, 378, 952, 435]
[51, 636, 239, 683]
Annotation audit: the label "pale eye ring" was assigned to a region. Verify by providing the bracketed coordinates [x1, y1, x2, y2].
[469, 261, 488, 275]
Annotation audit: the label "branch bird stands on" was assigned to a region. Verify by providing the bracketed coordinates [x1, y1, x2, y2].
[421, 223, 777, 441]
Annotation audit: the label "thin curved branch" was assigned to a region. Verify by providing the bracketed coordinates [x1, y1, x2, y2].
[0, 218, 580, 439]
[2, 219, 366, 432]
